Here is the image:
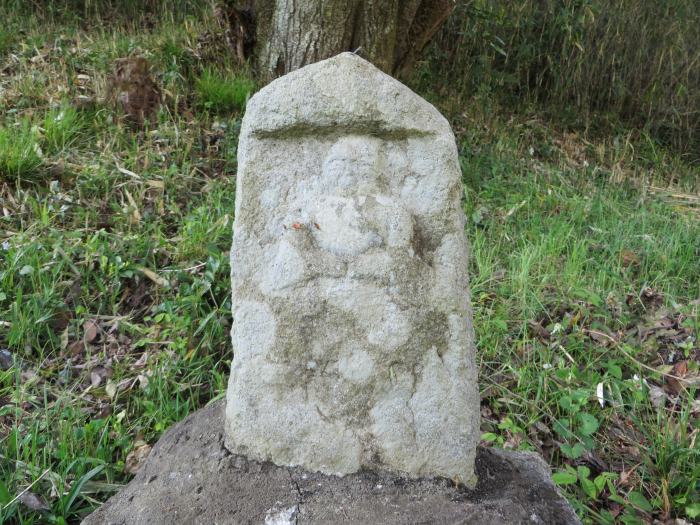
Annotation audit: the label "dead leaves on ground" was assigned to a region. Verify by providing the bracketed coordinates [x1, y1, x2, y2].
[124, 440, 152, 475]
[18, 490, 50, 512]
[2, 315, 153, 433]
[648, 185, 700, 220]
[106, 56, 161, 126]
[526, 286, 697, 382]
[481, 282, 698, 521]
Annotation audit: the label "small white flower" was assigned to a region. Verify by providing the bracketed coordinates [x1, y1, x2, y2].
[1, 241, 9, 250]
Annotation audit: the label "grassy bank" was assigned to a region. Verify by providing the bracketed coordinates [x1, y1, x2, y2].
[430, 0, 700, 159]
[0, 4, 698, 524]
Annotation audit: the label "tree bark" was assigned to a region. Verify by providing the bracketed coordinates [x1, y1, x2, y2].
[225, 0, 454, 82]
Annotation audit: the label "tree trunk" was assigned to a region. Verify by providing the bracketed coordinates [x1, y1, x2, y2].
[225, 0, 454, 82]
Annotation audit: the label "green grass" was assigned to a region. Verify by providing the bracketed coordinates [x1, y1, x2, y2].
[0, 28, 14, 56]
[196, 69, 255, 113]
[0, 121, 43, 182]
[430, 0, 700, 157]
[42, 104, 86, 156]
[0, 4, 697, 525]
[0, 103, 89, 182]
[459, 121, 699, 522]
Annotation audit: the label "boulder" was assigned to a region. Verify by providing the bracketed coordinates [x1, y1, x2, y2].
[82, 400, 581, 525]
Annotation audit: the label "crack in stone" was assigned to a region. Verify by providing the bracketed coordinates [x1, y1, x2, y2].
[289, 471, 304, 525]
[406, 364, 419, 447]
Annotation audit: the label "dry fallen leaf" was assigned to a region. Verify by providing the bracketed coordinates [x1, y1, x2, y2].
[586, 328, 616, 346]
[83, 319, 100, 344]
[105, 379, 118, 399]
[138, 267, 169, 287]
[21, 368, 38, 383]
[125, 443, 152, 474]
[620, 249, 639, 268]
[665, 360, 698, 394]
[619, 468, 637, 488]
[90, 366, 111, 388]
[67, 340, 84, 356]
[648, 384, 667, 408]
[673, 360, 688, 377]
[0, 348, 14, 370]
[106, 56, 161, 125]
[131, 352, 148, 369]
[640, 286, 664, 308]
[95, 403, 112, 419]
[124, 189, 141, 224]
[137, 374, 149, 389]
[60, 327, 69, 351]
[19, 491, 50, 511]
[528, 320, 550, 340]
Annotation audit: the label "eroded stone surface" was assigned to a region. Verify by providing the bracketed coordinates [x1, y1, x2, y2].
[225, 53, 479, 484]
[82, 401, 581, 525]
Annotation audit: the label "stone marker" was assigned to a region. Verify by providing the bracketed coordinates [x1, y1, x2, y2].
[225, 52, 479, 485]
[82, 54, 581, 525]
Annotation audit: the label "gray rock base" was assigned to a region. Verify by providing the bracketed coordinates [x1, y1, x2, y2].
[83, 400, 580, 525]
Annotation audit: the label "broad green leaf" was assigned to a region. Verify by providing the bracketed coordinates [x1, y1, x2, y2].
[493, 318, 508, 331]
[607, 362, 622, 379]
[608, 493, 626, 505]
[580, 476, 598, 499]
[581, 435, 595, 450]
[577, 412, 599, 436]
[576, 466, 591, 479]
[497, 417, 515, 431]
[558, 395, 574, 412]
[685, 503, 700, 519]
[553, 418, 574, 439]
[628, 491, 653, 512]
[572, 389, 589, 403]
[560, 442, 585, 459]
[552, 471, 578, 485]
[620, 512, 644, 525]
[594, 473, 612, 492]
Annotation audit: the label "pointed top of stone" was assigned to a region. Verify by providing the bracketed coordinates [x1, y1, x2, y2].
[243, 52, 451, 138]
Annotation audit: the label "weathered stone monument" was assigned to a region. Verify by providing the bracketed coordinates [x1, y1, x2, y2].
[83, 54, 580, 525]
[225, 52, 479, 485]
